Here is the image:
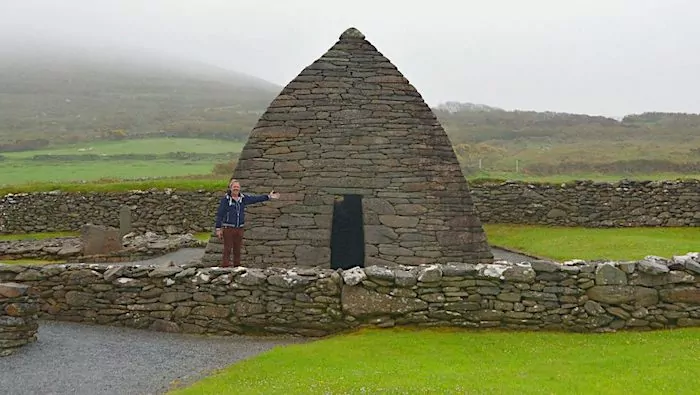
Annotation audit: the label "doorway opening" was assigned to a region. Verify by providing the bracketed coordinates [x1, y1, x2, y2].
[330, 194, 365, 269]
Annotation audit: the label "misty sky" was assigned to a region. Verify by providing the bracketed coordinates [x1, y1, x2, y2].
[2, 0, 699, 117]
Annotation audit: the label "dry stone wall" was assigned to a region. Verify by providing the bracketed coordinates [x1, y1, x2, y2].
[0, 282, 39, 356]
[0, 233, 204, 262]
[472, 180, 700, 227]
[1, 180, 697, 236]
[1, 253, 698, 337]
[0, 189, 221, 234]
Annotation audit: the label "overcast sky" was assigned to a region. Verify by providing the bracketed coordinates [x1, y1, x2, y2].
[1, 0, 698, 117]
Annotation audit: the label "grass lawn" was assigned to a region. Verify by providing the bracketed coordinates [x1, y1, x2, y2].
[169, 327, 700, 395]
[484, 224, 700, 261]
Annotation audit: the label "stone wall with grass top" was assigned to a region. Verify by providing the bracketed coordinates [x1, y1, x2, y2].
[0, 189, 221, 235]
[1, 252, 699, 337]
[1, 179, 698, 235]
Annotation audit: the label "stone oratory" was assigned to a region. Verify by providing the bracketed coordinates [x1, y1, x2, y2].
[203, 27, 493, 269]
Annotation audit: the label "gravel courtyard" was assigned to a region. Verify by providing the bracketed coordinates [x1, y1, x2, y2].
[0, 320, 303, 395]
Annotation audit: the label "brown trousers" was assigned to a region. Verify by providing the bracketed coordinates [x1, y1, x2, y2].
[222, 227, 244, 267]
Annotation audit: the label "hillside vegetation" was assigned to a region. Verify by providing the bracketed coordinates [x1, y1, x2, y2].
[435, 102, 700, 176]
[0, 47, 279, 150]
[0, 50, 698, 182]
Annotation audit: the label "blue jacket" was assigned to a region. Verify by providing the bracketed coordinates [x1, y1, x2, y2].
[214, 192, 270, 229]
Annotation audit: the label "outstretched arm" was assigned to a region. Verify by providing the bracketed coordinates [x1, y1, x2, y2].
[243, 194, 271, 205]
[243, 190, 279, 205]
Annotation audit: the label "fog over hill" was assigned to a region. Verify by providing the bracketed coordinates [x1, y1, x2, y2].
[0, 40, 282, 146]
[1, 37, 699, 173]
[0, 37, 281, 91]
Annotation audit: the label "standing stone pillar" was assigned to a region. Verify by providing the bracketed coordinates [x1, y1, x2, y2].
[119, 205, 132, 237]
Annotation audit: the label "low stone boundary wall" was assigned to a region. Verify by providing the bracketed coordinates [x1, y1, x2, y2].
[470, 179, 700, 227]
[0, 282, 39, 356]
[1, 253, 698, 337]
[0, 233, 205, 263]
[1, 180, 698, 235]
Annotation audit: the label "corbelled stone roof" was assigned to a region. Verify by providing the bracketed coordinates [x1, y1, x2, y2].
[203, 27, 493, 269]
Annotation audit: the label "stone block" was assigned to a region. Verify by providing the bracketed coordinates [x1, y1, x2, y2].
[341, 285, 428, 317]
[81, 224, 122, 256]
[119, 205, 132, 237]
[0, 283, 28, 298]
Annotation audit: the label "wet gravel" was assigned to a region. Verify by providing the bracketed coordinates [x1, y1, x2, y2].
[0, 320, 303, 395]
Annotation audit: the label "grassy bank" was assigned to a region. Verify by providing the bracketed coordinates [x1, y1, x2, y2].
[484, 224, 700, 261]
[169, 327, 700, 395]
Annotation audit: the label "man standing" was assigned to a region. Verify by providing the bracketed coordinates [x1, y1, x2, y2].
[214, 178, 279, 267]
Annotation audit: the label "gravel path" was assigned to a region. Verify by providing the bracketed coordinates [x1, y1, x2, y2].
[0, 320, 304, 395]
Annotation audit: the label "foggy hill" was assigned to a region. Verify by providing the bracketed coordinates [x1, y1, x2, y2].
[1, 40, 698, 163]
[0, 44, 281, 147]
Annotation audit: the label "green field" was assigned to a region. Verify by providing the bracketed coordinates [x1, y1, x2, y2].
[2, 137, 698, 188]
[0, 138, 243, 186]
[170, 327, 700, 395]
